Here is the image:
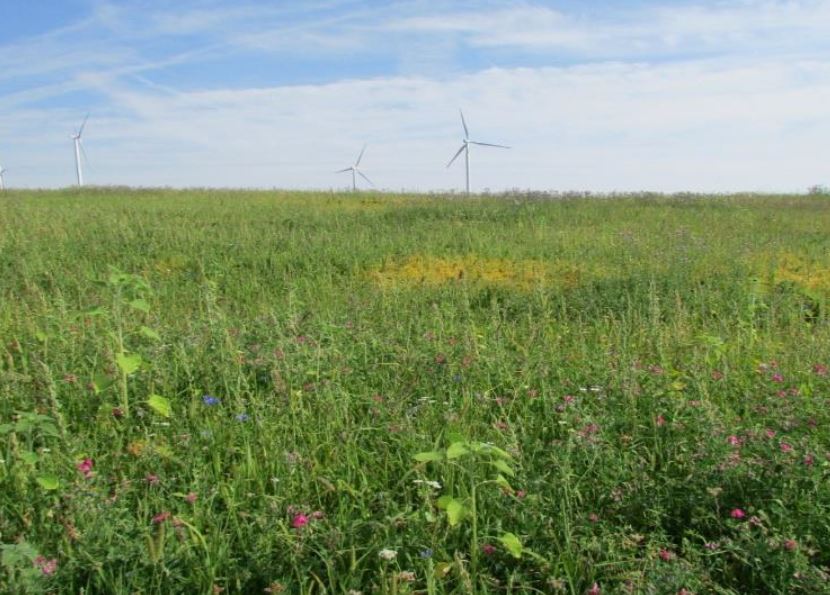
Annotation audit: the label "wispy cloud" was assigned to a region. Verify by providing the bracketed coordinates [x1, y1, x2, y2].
[385, 1, 830, 58]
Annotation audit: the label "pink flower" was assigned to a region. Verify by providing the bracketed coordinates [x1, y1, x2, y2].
[33, 556, 58, 576]
[780, 442, 794, 453]
[184, 491, 198, 504]
[656, 415, 666, 427]
[658, 549, 675, 562]
[771, 373, 784, 383]
[145, 473, 160, 486]
[481, 543, 496, 556]
[730, 508, 746, 520]
[587, 582, 601, 595]
[75, 458, 94, 479]
[152, 511, 171, 524]
[292, 514, 309, 529]
[803, 454, 815, 466]
[727, 435, 742, 447]
[764, 428, 776, 439]
[813, 363, 828, 376]
[515, 490, 527, 500]
[783, 539, 798, 551]
[588, 513, 600, 523]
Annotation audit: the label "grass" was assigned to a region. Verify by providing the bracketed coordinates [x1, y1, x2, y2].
[1, 188, 830, 594]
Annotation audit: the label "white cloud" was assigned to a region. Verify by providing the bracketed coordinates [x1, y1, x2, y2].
[3, 56, 829, 192]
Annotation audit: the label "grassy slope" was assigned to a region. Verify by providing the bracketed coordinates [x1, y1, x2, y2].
[1, 189, 830, 593]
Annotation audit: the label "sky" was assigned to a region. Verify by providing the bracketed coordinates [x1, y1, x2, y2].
[0, 0, 828, 193]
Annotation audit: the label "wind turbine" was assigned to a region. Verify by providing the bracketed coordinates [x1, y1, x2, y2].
[71, 114, 89, 187]
[447, 109, 509, 195]
[0, 166, 6, 191]
[336, 145, 373, 192]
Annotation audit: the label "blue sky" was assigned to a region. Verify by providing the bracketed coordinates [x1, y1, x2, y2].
[1, 0, 829, 191]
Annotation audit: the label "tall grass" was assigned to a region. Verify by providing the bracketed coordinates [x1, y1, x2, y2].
[1, 189, 829, 593]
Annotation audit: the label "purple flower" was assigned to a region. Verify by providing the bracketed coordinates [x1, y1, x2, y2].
[202, 395, 220, 406]
[235, 413, 250, 422]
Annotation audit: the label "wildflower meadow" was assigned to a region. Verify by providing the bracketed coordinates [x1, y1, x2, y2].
[1, 189, 830, 593]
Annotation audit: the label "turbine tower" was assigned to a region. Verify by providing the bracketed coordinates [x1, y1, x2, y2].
[71, 114, 89, 187]
[336, 145, 373, 192]
[0, 166, 6, 191]
[447, 109, 509, 195]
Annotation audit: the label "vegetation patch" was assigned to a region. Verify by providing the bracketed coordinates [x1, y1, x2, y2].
[370, 255, 583, 290]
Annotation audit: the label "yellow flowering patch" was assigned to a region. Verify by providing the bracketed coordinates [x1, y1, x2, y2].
[127, 440, 146, 457]
[370, 255, 583, 290]
[773, 253, 830, 296]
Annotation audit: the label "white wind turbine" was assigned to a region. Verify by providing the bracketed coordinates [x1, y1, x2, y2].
[447, 109, 510, 194]
[71, 114, 89, 187]
[336, 145, 373, 192]
[0, 165, 6, 191]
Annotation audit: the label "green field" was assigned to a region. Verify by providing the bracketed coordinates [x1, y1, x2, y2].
[1, 189, 830, 594]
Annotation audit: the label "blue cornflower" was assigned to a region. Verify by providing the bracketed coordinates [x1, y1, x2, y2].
[235, 413, 250, 422]
[202, 395, 220, 406]
[419, 548, 433, 559]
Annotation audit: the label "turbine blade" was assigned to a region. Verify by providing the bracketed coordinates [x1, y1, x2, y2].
[355, 144, 366, 167]
[357, 170, 374, 186]
[460, 109, 469, 139]
[469, 141, 510, 149]
[446, 144, 466, 168]
[336, 168, 352, 173]
[78, 113, 89, 137]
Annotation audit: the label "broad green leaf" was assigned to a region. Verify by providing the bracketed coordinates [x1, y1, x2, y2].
[446, 498, 467, 526]
[1, 542, 38, 569]
[413, 450, 443, 463]
[446, 431, 465, 444]
[434, 562, 452, 579]
[147, 394, 172, 418]
[495, 474, 514, 493]
[35, 331, 48, 342]
[153, 444, 175, 459]
[20, 452, 39, 465]
[108, 270, 127, 285]
[491, 459, 515, 477]
[129, 299, 150, 313]
[116, 353, 142, 375]
[436, 495, 453, 510]
[36, 475, 60, 490]
[446, 441, 470, 459]
[92, 373, 114, 394]
[139, 326, 161, 341]
[499, 532, 523, 559]
[482, 444, 513, 460]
